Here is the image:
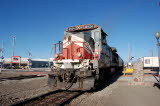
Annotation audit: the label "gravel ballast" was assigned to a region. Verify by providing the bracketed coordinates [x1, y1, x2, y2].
[0, 73, 54, 105]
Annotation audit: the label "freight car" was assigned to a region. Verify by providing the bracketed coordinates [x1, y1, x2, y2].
[48, 24, 123, 90]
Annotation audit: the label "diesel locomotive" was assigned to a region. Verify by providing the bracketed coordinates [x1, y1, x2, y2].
[48, 24, 123, 90]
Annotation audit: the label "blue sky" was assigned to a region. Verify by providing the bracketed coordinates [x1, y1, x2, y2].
[0, 0, 160, 61]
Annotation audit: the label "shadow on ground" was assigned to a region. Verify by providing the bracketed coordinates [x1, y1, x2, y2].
[90, 71, 123, 92]
[151, 74, 160, 89]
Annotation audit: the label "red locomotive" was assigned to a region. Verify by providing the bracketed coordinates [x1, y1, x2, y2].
[48, 24, 123, 90]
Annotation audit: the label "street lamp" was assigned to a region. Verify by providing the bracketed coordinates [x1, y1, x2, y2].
[155, 32, 160, 85]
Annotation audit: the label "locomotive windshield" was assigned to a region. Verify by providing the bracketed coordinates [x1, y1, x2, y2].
[63, 30, 95, 53]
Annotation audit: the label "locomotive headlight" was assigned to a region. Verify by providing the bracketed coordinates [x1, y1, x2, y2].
[77, 52, 82, 57]
[55, 54, 58, 58]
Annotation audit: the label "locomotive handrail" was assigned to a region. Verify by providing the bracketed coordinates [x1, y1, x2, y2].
[62, 40, 85, 46]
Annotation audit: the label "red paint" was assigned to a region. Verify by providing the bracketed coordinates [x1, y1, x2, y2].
[63, 43, 93, 60]
[54, 41, 93, 61]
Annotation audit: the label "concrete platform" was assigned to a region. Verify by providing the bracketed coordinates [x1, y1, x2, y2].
[70, 75, 160, 106]
[104, 84, 160, 106]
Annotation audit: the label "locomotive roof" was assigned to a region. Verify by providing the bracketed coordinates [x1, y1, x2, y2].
[101, 29, 107, 36]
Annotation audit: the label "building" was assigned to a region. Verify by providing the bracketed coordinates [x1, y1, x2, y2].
[142, 56, 159, 70]
[3, 56, 53, 69]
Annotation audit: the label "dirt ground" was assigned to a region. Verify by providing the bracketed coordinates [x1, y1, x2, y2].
[69, 76, 160, 106]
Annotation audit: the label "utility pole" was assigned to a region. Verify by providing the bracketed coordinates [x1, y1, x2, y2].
[12, 35, 16, 57]
[155, 32, 160, 85]
[151, 49, 154, 71]
[0, 41, 4, 60]
[128, 43, 134, 68]
[1, 41, 4, 57]
[11, 35, 16, 69]
[0, 41, 4, 72]
[28, 50, 32, 70]
[49, 45, 54, 68]
[1, 41, 4, 66]
[0, 47, 1, 72]
[28, 50, 32, 59]
[128, 43, 131, 62]
[128, 43, 131, 68]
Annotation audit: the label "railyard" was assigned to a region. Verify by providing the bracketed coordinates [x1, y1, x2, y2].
[0, 1, 160, 105]
[1, 24, 160, 106]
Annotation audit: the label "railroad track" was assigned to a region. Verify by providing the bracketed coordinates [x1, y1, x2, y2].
[9, 71, 121, 106]
[12, 90, 84, 106]
[0, 75, 45, 81]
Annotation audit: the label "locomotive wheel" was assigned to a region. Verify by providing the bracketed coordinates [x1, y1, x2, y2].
[48, 77, 95, 91]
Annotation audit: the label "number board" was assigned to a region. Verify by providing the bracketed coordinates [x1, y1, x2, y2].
[66, 24, 98, 32]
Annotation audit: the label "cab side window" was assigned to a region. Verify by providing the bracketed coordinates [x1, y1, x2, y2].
[102, 33, 106, 44]
[94, 31, 100, 42]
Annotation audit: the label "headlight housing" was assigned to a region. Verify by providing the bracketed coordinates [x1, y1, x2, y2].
[77, 52, 82, 57]
[55, 54, 58, 58]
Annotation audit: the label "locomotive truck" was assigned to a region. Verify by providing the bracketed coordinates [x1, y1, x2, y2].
[48, 24, 123, 90]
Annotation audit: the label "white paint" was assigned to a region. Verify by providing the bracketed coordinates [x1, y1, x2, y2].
[63, 34, 84, 48]
[57, 59, 80, 63]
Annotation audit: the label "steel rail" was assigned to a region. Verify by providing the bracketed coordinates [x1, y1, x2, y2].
[0, 75, 45, 81]
[11, 90, 84, 106]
